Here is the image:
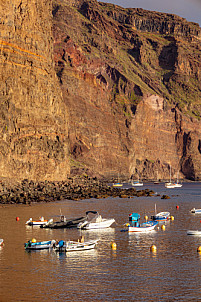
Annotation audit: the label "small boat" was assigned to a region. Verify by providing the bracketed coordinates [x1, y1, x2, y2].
[131, 175, 143, 187]
[77, 211, 115, 230]
[41, 215, 87, 229]
[24, 239, 56, 250]
[191, 208, 201, 214]
[127, 213, 158, 232]
[0, 239, 4, 246]
[26, 217, 48, 226]
[165, 167, 182, 188]
[54, 239, 98, 252]
[151, 212, 170, 221]
[112, 183, 123, 187]
[112, 173, 123, 187]
[187, 230, 201, 236]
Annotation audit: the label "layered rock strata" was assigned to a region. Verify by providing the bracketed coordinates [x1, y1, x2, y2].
[53, 0, 201, 180]
[0, 0, 70, 181]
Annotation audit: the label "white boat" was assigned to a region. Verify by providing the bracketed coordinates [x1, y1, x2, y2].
[24, 239, 56, 250]
[26, 217, 48, 226]
[127, 213, 158, 233]
[165, 167, 182, 188]
[77, 211, 115, 229]
[174, 171, 183, 187]
[0, 239, 4, 246]
[187, 230, 201, 236]
[131, 175, 143, 187]
[151, 211, 170, 221]
[191, 208, 201, 214]
[55, 239, 98, 252]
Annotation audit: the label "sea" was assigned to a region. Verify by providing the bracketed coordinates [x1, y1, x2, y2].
[0, 182, 201, 301]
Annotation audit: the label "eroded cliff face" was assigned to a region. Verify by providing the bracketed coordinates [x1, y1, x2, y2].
[53, 0, 201, 180]
[0, 0, 200, 182]
[0, 0, 70, 181]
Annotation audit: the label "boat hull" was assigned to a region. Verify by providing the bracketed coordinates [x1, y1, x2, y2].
[128, 221, 158, 232]
[55, 240, 98, 252]
[132, 182, 143, 187]
[79, 218, 115, 230]
[191, 208, 201, 214]
[151, 212, 170, 221]
[187, 230, 201, 236]
[24, 240, 56, 250]
[41, 216, 87, 229]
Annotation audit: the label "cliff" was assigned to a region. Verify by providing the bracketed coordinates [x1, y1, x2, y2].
[53, 0, 201, 180]
[0, 0, 70, 181]
[0, 0, 201, 183]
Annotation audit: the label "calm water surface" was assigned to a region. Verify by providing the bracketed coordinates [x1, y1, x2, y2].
[1, 182, 201, 301]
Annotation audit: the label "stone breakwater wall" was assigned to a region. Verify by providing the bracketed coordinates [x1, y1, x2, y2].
[0, 177, 155, 204]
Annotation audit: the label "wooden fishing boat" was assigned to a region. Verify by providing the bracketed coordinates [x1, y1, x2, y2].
[54, 239, 98, 252]
[77, 211, 115, 229]
[127, 213, 158, 233]
[26, 217, 48, 226]
[24, 239, 56, 250]
[191, 208, 201, 214]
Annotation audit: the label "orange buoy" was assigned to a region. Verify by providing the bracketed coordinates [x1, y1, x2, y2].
[110, 242, 117, 250]
[176, 205, 179, 209]
[16, 217, 20, 221]
[161, 225, 165, 231]
[150, 244, 157, 252]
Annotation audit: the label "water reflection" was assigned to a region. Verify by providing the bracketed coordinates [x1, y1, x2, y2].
[1, 183, 201, 301]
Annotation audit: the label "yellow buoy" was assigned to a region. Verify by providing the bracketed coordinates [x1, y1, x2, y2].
[125, 223, 130, 227]
[161, 224, 166, 231]
[170, 216, 174, 220]
[144, 215, 148, 221]
[32, 238, 36, 243]
[110, 242, 117, 250]
[197, 246, 201, 253]
[150, 244, 157, 252]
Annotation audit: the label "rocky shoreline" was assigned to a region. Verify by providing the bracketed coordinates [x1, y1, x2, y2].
[0, 177, 158, 205]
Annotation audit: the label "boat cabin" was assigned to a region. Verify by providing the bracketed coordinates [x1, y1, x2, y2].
[129, 213, 140, 227]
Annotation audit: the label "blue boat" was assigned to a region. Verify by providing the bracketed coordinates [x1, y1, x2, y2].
[151, 212, 170, 221]
[24, 239, 56, 250]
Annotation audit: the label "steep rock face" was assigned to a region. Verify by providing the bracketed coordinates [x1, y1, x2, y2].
[0, 0, 70, 181]
[53, 0, 201, 180]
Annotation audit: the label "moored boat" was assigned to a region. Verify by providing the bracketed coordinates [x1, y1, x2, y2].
[0, 239, 4, 246]
[151, 211, 170, 221]
[187, 230, 201, 236]
[127, 213, 158, 232]
[191, 208, 201, 214]
[77, 211, 115, 229]
[131, 175, 143, 187]
[41, 215, 87, 229]
[26, 217, 48, 226]
[24, 239, 56, 250]
[54, 239, 98, 252]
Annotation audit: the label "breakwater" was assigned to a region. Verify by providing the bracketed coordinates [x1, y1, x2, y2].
[0, 177, 155, 204]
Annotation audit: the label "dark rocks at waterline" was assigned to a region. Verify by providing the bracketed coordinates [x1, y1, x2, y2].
[161, 194, 171, 199]
[0, 177, 157, 204]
